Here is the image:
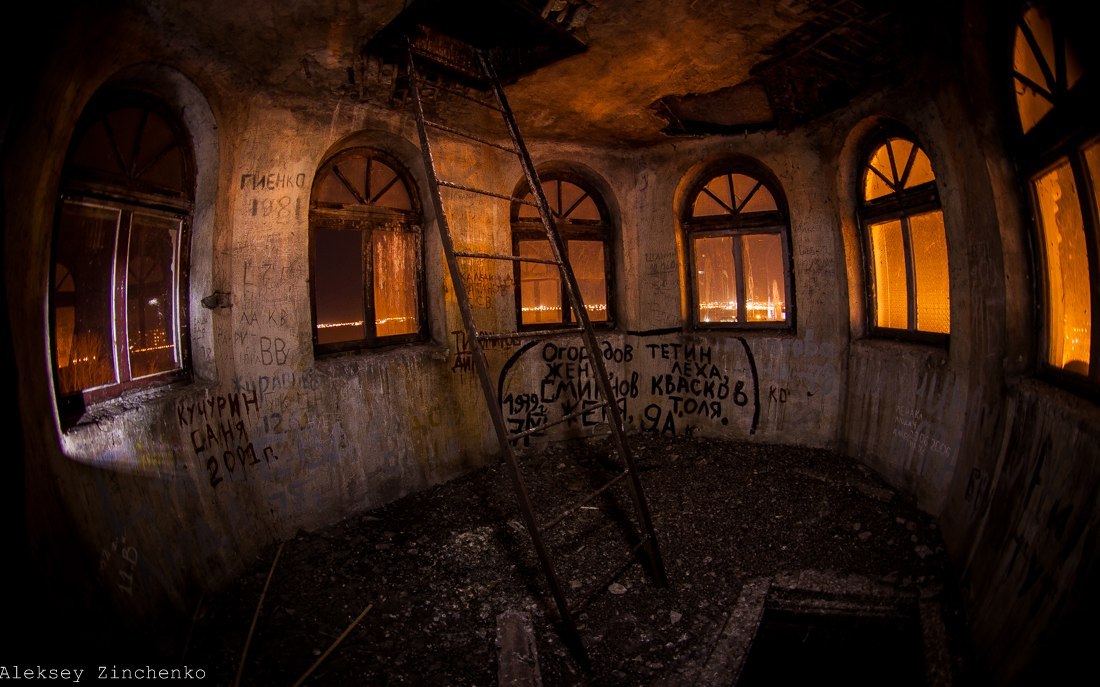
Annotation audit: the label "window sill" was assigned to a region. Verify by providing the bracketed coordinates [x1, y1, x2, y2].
[687, 324, 796, 336]
[1032, 366, 1100, 406]
[312, 340, 449, 369]
[850, 337, 950, 365]
[62, 377, 209, 434]
[58, 377, 214, 475]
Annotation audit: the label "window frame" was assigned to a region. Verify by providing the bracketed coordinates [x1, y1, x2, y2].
[308, 147, 428, 355]
[682, 162, 795, 331]
[50, 90, 195, 420]
[857, 128, 950, 345]
[509, 173, 616, 331]
[1007, 1, 1100, 395]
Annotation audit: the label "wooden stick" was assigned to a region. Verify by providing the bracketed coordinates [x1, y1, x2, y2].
[291, 603, 374, 687]
[232, 541, 285, 687]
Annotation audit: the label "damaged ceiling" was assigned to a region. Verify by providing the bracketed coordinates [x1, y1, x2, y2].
[139, 0, 935, 145]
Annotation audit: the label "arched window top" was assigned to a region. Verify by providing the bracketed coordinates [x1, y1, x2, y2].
[690, 171, 779, 219]
[312, 148, 417, 214]
[309, 146, 425, 352]
[513, 175, 608, 224]
[1013, 3, 1083, 134]
[65, 92, 193, 202]
[53, 90, 195, 416]
[856, 130, 949, 339]
[862, 137, 937, 203]
[681, 161, 793, 328]
[510, 171, 614, 329]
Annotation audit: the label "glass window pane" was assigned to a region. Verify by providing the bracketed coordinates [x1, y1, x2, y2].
[316, 160, 365, 205]
[694, 235, 738, 323]
[559, 181, 586, 218]
[567, 195, 601, 221]
[694, 175, 733, 217]
[567, 240, 608, 322]
[517, 193, 540, 219]
[1083, 140, 1100, 226]
[127, 213, 181, 378]
[545, 180, 562, 217]
[373, 230, 420, 337]
[693, 188, 728, 217]
[54, 201, 119, 394]
[137, 113, 184, 192]
[370, 161, 412, 210]
[742, 233, 787, 322]
[890, 139, 914, 178]
[71, 120, 123, 175]
[519, 239, 562, 325]
[904, 148, 936, 189]
[107, 108, 145, 168]
[1015, 11, 1055, 134]
[865, 143, 894, 201]
[1014, 78, 1054, 136]
[909, 211, 951, 334]
[1034, 161, 1090, 374]
[1022, 7, 1056, 87]
[870, 219, 909, 330]
[313, 228, 366, 344]
[734, 174, 778, 213]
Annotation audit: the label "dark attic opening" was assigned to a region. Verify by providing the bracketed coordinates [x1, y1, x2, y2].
[3, 0, 1098, 685]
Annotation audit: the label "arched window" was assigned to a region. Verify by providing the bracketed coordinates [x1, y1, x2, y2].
[309, 147, 426, 353]
[52, 90, 194, 412]
[858, 132, 950, 340]
[683, 164, 792, 328]
[1011, 3, 1098, 385]
[510, 174, 614, 328]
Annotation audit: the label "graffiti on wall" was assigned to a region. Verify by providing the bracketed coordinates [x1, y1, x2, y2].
[99, 535, 139, 597]
[643, 250, 678, 301]
[638, 340, 755, 436]
[893, 406, 952, 460]
[497, 339, 639, 445]
[451, 329, 522, 373]
[176, 390, 280, 489]
[496, 333, 762, 442]
[239, 170, 307, 224]
[459, 265, 514, 310]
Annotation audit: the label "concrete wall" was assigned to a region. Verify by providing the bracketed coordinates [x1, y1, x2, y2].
[3, 1, 1098, 682]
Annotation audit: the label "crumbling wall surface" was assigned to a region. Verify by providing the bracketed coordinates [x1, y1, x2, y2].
[947, 380, 1100, 684]
[495, 131, 851, 449]
[933, 1, 1100, 682]
[6, 3, 1098, 679]
[842, 342, 965, 514]
[815, 17, 1011, 516]
[1, 3, 518, 631]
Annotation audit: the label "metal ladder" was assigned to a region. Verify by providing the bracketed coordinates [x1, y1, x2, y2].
[404, 36, 668, 647]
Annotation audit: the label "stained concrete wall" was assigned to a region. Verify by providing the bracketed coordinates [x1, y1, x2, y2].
[2, 0, 1098, 682]
[4, 7, 851, 635]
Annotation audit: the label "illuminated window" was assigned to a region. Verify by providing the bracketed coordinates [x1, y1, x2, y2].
[1012, 4, 1082, 135]
[310, 148, 425, 353]
[683, 165, 792, 328]
[1012, 3, 1097, 384]
[510, 174, 613, 328]
[51, 91, 193, 414]
[859, 134, 950, 340]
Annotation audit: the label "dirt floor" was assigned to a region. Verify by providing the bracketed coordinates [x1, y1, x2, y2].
[183, 434, 977, 685]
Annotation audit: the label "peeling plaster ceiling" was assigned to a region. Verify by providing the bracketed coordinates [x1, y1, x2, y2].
[139, 0, 921, 145]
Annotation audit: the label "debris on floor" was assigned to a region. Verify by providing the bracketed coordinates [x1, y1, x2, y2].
[185, 435, 975, 685]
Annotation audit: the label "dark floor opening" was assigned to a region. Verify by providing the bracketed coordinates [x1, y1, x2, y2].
[739, 607, 925, 687]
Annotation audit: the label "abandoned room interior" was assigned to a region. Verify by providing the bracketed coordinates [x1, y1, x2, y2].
[2, 0, 1098, 683]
